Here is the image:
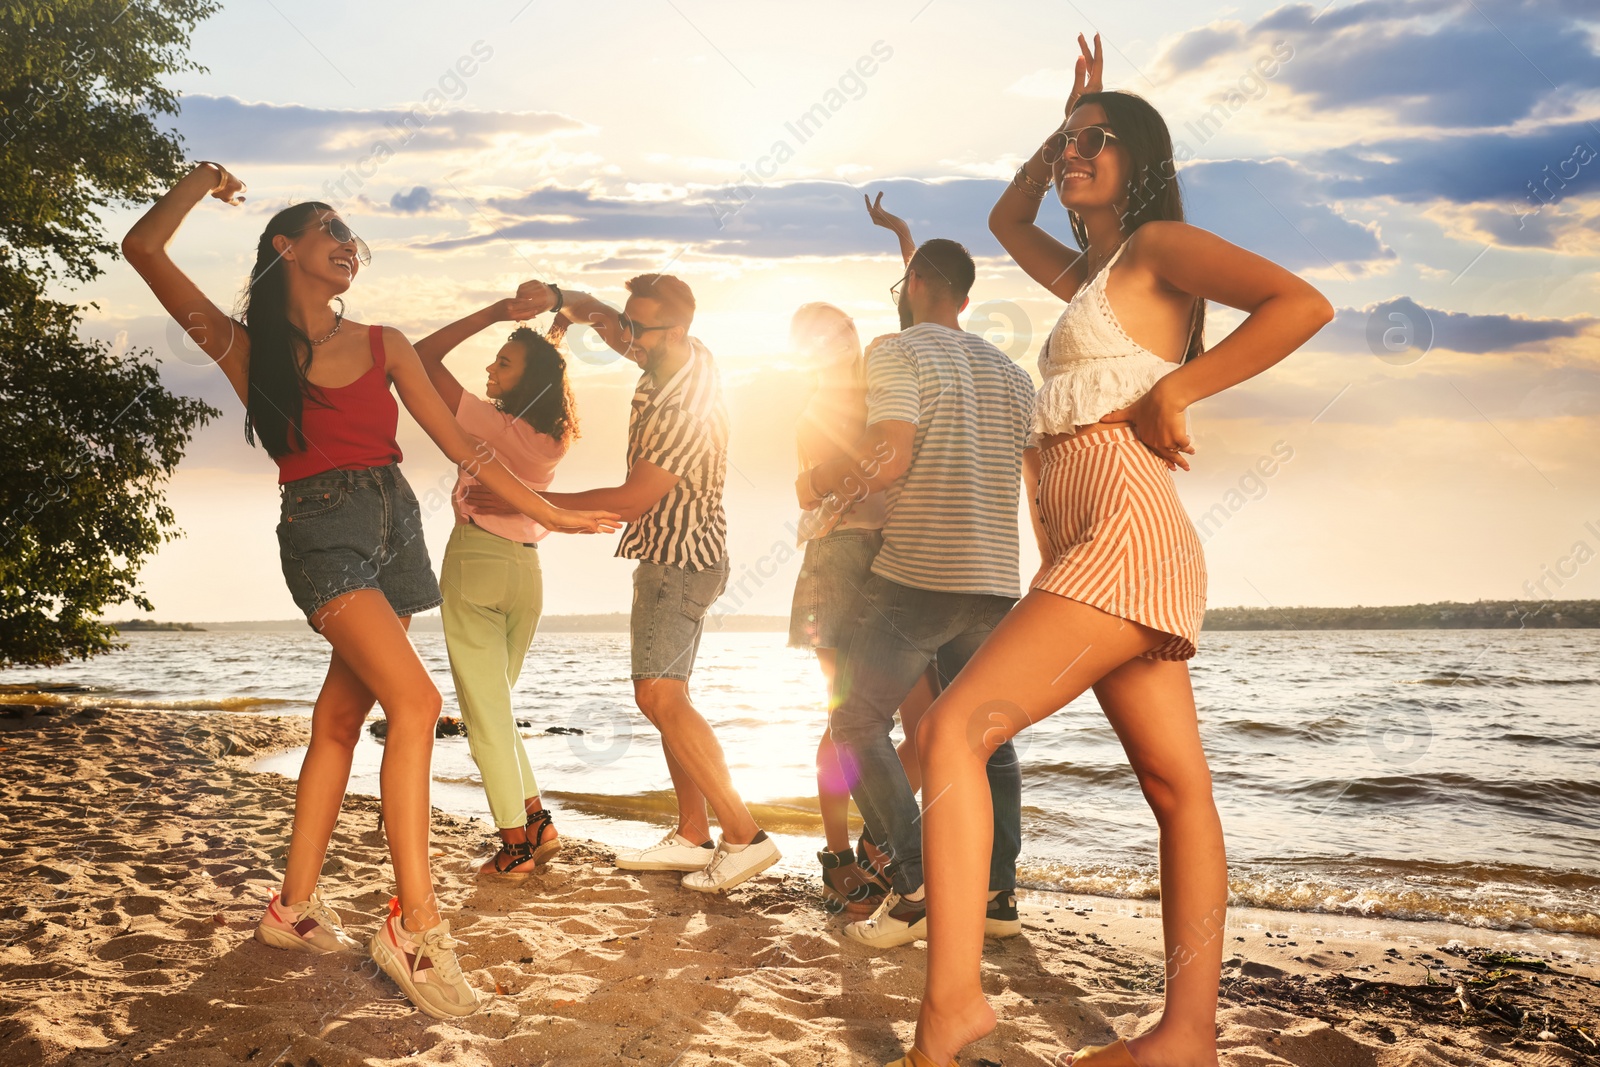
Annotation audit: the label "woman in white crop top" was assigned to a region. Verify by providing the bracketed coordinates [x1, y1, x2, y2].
[896, 34, 1336, 1067]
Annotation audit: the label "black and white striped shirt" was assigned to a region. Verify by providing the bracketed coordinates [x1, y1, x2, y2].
[616, 339, 729, 570]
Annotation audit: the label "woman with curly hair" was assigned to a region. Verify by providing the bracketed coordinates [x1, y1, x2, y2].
[413, 296, 582, 875]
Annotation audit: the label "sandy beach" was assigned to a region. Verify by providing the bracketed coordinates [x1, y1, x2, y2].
[1, 701, 1596, 1067]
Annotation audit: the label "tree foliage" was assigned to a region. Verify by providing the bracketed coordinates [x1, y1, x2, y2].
[1, 0, 220, 667]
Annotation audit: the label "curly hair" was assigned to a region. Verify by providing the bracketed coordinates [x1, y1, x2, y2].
[497, 327, 579, 445]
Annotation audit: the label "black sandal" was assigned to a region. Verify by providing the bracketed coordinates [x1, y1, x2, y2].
[486, 837, 536, 874]
[526, 808, 561, 865]
[818, 847, 886, 914]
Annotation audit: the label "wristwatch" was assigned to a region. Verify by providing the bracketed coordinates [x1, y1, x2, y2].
[547, 283, 564, 315]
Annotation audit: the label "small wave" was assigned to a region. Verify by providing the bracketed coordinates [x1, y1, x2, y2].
[1495, 732, 1600, 750]
[0, 691, 300, 713]
[1017, 858, 1600, 935]
[1406, 675, 1600, 688]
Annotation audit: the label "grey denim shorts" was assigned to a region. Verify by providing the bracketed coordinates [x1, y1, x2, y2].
[788, 528, 882, 650]
[630, 557, 729, 681]
[276, 463, 443, 624]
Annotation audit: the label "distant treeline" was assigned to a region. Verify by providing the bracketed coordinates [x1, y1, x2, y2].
[109, 620, 206, 632]
[137, 614, 791, 634]
[1202, 600, 1600, 630]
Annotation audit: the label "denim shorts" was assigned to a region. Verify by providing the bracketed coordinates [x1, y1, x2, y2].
[788, 528, 883, 650]
[276, 463, 443, 624]
[630, 557, 729, 681]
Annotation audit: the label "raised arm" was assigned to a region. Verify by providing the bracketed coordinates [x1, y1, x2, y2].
[1102, 221, 1335, 468]
[865, 191, 917, 265]
[518, 282, 637, 364]
[988, 33, 1102, 302]
[383, 328, 620, 534]
[413, 294, 544, 411]
[121, 162, 251, 403]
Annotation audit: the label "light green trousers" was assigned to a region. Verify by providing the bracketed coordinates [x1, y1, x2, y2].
[440, 522, 544, 830]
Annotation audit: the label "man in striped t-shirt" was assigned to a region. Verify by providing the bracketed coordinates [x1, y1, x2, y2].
[537, 274, 780, 893]
[804, 239, 1036, 949]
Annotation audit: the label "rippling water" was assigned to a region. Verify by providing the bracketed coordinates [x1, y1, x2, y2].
[5, 628, 1597, 935]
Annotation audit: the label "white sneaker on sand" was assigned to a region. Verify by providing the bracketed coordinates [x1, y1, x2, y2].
[681, 833, 781, 893]
[367, 899, 482, 1020]
[614, 831, 717, 872]
[844, 889, 928, 949]
[253, 889, 360, 954]
[985, 891, 1023, 938]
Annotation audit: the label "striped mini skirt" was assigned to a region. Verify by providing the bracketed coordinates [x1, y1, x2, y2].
[1033, 425, 1207, 660]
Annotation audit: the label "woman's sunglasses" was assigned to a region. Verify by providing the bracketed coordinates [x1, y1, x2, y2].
[1042, 124, 1120, 165]
[319, 214, 372, 265]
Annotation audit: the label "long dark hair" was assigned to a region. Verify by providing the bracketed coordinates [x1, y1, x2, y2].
[239, 201, 333, 457]
[1069, 90, 1205, 362]
[498, 327, 578, 445]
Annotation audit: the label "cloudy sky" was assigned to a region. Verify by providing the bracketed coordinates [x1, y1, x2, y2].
[76, 0, 1600, 621]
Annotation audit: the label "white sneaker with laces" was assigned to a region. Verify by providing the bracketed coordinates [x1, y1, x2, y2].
[844, 889, 928, 949]
[614, 831, 717, 872]
[680, 833, 781, 893]
[253, 889, 360, 954]
[367, 899, 481, 1019]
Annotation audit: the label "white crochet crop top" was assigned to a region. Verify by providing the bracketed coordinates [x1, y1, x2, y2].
[1033, 240, 1181, 437]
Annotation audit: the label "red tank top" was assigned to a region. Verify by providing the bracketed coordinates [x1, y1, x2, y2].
[274, 324, 404, 483]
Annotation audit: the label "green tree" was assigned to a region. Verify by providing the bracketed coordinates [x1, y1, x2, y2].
[1, 0, 220, 667]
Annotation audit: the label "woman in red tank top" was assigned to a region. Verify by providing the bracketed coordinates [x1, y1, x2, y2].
[122, 161, 619, 1020]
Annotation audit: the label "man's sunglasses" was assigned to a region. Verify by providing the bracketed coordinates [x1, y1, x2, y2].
[618, 312, 676, 339]
[890, 268, 912, 306]
[319, 215, 372, 265]
[1041, 124, 1120, 165]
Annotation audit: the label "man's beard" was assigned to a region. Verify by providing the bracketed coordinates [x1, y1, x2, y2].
[897, 289, 913, 330]
[636, 336, 665, 371]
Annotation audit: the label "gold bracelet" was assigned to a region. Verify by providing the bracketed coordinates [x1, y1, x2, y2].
[1013, 164, 1050, 199]
[194, 160, 227, 193]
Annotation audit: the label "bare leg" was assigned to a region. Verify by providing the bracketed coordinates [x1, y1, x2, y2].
[663, 739, 713, 844]
[815, 648, 854, 853]
[312, 592, 445, 932]
[914, 592, 1162, 1063]
[1094, 658, 1224, 1067]
[634, 678, 758, 844]
[895, 666, 939, 795]
[280, 635, 395, 904]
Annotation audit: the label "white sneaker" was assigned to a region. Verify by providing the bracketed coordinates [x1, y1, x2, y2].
[367, 899, 481, 1019]
[614, 831, 716, 872]
[680, 833, 781, 893]
[253, 889, 360, 954]
[844, 889, 928, 949]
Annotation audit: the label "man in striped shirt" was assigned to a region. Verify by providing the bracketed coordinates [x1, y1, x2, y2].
[536, 274, 780, 893]
[803, 239, 1037, 948]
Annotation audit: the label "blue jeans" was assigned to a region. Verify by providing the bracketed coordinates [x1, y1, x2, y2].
[829, 574, 1021, 896]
